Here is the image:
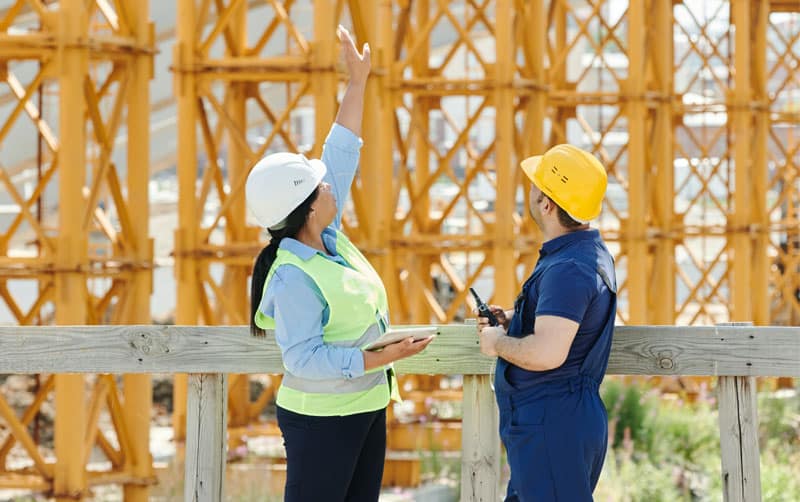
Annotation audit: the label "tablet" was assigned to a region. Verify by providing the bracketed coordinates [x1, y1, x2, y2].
[363, 327, 438, 351]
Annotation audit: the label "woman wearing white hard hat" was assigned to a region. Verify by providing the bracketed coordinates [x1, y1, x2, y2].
[247, 26, 433, 502]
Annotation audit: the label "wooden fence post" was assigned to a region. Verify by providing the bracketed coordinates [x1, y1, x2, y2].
[717, 322, 762, 502]
[184, 374, 228, 502]
[461, 374, 500, 501]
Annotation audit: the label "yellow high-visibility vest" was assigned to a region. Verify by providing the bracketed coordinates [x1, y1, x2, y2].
[256, 230, 399, 416]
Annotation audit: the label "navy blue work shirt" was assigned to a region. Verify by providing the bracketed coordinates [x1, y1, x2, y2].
[500, 228, 616, 388]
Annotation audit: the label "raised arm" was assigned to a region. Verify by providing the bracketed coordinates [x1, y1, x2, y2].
[334, 25, 370, 136]
[321, 25, 371, 230]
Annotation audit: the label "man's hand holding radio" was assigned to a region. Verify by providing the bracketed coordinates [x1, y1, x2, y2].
[476, 305, 511, 331]
[475, 305, 512, 358]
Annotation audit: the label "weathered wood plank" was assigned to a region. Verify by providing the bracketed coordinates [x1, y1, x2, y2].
[738, 378, 763, 502]
[717, 322, 762, 502]
[0, 325, 284, 374]
[184, 374, 227, 502]
[0, 325, 796, 376]
[607, 326, 799, 377]
[718, 376, 762, 502]
[393, 325, 494, 375]
[461, 375, 500, 502]
[719, 376, 745, 502]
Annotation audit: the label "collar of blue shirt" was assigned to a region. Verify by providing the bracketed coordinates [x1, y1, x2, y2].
[277, 227, 340, 261]
[540, 228, 600, 256]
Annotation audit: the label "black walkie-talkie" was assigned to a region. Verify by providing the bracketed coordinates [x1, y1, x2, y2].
[470, 288, 499, 327]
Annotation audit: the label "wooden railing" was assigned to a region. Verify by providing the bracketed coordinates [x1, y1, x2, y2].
[0, 324, 798, 501]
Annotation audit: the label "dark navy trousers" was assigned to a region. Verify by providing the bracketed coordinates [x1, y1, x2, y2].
[496, 375, 608, 501]
[276, 406, 386, 502]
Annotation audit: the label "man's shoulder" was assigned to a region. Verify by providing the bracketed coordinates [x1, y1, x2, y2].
[557, 235, 615, 273]
[535, 256, 606, 303]
[541, 255, 596, 279]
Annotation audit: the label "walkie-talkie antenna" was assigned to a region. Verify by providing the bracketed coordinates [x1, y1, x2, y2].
[469, 287, 499, 327]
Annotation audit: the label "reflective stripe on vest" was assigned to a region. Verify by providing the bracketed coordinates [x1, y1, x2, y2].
[283, 367, 387, 394]
[256, 230, 397, 416]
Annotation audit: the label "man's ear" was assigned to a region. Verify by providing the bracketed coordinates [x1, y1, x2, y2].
[542, 196, 555, 215]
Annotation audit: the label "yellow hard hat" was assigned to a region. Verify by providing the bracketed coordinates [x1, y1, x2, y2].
[520, 144, 608, 222]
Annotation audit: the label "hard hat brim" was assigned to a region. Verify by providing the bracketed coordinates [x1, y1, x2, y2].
[520, 155, 542, 185]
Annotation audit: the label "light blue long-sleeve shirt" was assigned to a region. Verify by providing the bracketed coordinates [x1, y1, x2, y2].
[258, 123, 379, 381]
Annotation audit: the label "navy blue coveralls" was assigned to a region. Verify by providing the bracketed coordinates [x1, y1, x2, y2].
[494, 229, 617, 501]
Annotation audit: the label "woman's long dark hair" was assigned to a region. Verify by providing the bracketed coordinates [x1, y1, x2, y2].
[250, 187, 320, 336]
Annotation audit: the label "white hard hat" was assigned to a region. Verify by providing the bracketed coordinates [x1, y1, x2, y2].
[245, 152, 327, 229]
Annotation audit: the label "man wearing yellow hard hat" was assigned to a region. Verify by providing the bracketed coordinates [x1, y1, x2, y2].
[477, 144, 617, 501]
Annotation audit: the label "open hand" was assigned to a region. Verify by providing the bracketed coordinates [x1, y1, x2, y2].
[362, 336, 435, 372]
[337, 25, 370, 85]
[380, 336, 434, 362]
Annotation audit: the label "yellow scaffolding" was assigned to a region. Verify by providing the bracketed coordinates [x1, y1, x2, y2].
[0, 0, 155, 499]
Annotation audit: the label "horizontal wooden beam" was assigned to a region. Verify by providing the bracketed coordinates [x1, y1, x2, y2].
[0, 325, 796, 376]
[770, 0, 800, 12]
[606, 325, 800, 378]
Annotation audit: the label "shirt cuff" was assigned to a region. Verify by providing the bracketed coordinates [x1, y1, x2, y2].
[327, 123, 363, 152]
[341, 348, 366, 379]
[534, 309, 584, 324]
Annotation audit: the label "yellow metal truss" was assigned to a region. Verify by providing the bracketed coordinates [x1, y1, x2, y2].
[0, 0, 155, 499]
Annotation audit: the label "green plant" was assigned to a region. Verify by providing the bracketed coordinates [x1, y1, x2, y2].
[601, 379, 659, 454]
[650, 400, 719, 469]
[596, 450, 684, 502]
[761, 449, 800, 502]
[597, 381, 800, 502]
[758, 391, 800, 451]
